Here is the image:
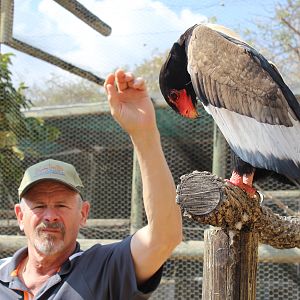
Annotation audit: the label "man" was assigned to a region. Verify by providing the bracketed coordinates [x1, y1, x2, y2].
[0, 69, 182, 299]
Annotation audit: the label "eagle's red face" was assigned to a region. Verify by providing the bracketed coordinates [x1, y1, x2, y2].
[159, 32, 198, 119]
[167, 88, 199, 119]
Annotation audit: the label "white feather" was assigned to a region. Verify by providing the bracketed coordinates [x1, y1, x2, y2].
[205, 104, 300, 177]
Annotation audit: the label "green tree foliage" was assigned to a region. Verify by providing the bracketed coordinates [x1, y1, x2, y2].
[0, 53, 60, 206]
[244, 0, 300, 87]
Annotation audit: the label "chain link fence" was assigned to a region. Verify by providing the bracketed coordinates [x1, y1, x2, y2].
[0, 102, 299, 299]
[1, 0, 299, 298]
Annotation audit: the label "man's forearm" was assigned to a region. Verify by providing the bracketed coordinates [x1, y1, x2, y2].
[130, 129, 182, 245]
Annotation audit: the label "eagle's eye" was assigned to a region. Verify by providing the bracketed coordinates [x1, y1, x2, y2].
[169, 90, 180, 102]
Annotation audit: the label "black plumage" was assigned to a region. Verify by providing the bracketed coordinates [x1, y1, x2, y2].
[159, 23, 300, 193]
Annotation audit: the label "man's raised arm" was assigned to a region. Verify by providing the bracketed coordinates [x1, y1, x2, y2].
[104, 69, 182, 284]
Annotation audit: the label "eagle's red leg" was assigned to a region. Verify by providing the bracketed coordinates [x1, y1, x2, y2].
[225, 171, 256, 197]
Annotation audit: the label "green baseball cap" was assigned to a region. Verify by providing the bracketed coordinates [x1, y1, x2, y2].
[18, 159, 84, 199]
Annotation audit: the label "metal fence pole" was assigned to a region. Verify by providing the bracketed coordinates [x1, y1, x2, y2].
[0, 0, 13, 43]
[212, 122, 227, 179]
[130, 149, 144, 234]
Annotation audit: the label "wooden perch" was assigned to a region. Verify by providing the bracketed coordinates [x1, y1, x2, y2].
[176, 171, 300, 249]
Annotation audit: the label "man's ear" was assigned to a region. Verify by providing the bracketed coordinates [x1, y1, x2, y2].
[15, 203, 24, 231]
[80, 201, 90, 227]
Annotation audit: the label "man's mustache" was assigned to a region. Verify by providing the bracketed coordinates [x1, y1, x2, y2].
[36, 222, 65, 235]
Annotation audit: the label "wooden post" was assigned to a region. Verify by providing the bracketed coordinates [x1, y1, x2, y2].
[202, 228, 258, 300]
[130, 150, 144, 234]
[176, 171, 300, 299]
[203, 125, 258, 299]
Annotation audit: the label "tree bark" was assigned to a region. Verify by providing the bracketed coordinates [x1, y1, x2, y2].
[176, 171, 300, 249]
[202, 228, 258, 300]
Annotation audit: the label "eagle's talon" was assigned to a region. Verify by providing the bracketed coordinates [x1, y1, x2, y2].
[256, 191, 264, 204]
[224, 178, 256, 198]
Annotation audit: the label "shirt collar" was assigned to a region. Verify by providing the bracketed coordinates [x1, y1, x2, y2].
[59, 242, 82, 275]
[0, 246, 28, 283]
[0, 242, 82, 282]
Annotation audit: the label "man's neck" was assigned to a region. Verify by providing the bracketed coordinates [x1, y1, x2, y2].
[19, 243, 76, 296]
[26, 241, 76, 274]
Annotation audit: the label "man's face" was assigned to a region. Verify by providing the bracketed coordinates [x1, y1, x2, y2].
[15, 180, 89, 256]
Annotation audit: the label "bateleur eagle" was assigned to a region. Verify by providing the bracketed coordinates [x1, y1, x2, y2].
[159, 23, 300, 197]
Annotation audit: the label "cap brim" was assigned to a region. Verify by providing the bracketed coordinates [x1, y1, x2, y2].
[19, 178, 83, 200]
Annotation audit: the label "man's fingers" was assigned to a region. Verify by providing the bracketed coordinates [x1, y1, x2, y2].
[115, 69, 129, 91]
[105, 70, 145, 106]
[132, 77, 146, 90]
[104, 73, 120, 113]
[104, 73, 115, 92]
[105, 83, 117, 107]
[125, 72, 134, 88]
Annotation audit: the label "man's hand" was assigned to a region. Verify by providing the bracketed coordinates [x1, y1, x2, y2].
[104, 69, 156, 136]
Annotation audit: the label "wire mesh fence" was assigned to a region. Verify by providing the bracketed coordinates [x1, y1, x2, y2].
[0, 103, 299, 299]
[1, 0, 300, 298]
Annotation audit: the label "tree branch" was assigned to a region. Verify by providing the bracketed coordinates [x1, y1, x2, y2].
[281, 17, 300, 36]
[176, 171, 300, 249]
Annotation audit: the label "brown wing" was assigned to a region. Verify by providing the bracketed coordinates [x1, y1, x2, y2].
[187, 24, 300, 126]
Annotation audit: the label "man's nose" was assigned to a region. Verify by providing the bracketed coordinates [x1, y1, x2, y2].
[43, 207, 59, 222]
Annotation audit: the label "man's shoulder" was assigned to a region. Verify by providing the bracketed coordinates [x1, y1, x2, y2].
[83, 236, 132, 253]
[78, 236, 133, 264]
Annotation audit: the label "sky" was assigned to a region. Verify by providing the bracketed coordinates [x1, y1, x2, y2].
[2, 0, 281, 88]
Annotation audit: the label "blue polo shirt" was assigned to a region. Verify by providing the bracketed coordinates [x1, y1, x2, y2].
[0, 236, 163, 299]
